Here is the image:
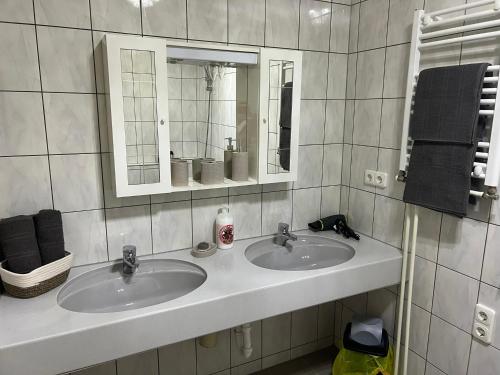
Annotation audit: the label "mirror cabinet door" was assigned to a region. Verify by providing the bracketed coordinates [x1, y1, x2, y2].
[259, 49, 302, 183]
[105, 35, 171, 197]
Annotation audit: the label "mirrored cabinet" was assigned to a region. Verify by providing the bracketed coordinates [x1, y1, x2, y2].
[103, 35, 302, 197]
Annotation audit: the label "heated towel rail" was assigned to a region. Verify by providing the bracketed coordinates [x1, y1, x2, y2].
[395, 2, 500, 375]
[397, 0, 500, 200]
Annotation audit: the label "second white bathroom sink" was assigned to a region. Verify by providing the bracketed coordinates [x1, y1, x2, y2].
[245, 235, 355, 271]
[57, 259, 206, 313]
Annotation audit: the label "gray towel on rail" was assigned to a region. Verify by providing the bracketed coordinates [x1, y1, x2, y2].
[409, 63, 490, 143]
[404, 63, 490, 217]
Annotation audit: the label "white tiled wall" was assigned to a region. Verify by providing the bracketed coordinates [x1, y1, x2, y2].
[0, 0, 350, 374]
[338, 0, 500, 374]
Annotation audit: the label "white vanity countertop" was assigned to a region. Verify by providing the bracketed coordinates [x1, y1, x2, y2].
[0, 230, 402, 375]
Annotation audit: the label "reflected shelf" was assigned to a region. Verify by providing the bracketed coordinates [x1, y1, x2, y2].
[170, 177, 258, 192]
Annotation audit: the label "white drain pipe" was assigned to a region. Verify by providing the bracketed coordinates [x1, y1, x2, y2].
[394, 205, 419, 375]
[235, 323, 253, 358]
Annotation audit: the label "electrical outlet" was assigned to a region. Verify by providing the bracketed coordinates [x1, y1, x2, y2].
[364, 170, 377, 186]
[475, 304, 496, 327]
[364, 170, 388, 188]
[375, 172, 388, 188]
[473, 322, 493, 344]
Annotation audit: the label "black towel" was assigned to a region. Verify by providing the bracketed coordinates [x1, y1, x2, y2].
[279, 127, 291, 171]
[404, 63, 490, 217]
[34, 210, 65, 265]
[404, 142, 476, 217]
[410, 64, 490, 143]
[0, 216, 42, 274]
[279, 81, 293, 129]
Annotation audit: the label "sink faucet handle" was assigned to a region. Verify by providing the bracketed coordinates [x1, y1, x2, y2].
[278, 223, 290, 234]
[123, 245, 136, 259]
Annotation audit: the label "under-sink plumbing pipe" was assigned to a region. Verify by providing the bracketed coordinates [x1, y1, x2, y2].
[394, 205, 419, 375]
[235, 323, 253, 358]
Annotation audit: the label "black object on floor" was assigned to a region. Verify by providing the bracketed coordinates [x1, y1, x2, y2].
[0, 215, 42, 274]
[34, 209, 65, 265]
[404, 63, 490, 217]
[308, 215, 360, 240]
[343, 322, 389, 357]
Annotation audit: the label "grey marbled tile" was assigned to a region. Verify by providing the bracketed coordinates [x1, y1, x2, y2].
[380, 98, 404, 148]
[383, 44, 410, 98]
[346, 53, 357, 100]
[299, 0, 331, 52]
[347, 188, 374, 236]
[355, 48, 385, 99]
[349, 145, 378, 192]
[62, 210, 108, 266]
[372, 195, 404, 248]
[348, 3, 360, 53]
[0, 156, 52, 218]
[0, 0, 34, 23]
[438, 215, 488, 279]
[50, 154, 103, 212]
[407, 255, 436, 311]
[468, 341, 500, 375]
[228, 0, 265, 46]
[482, 224, 500, 287]
[90, 0, 141, 34]
[196, 329, 230, 375]
[401, 303, 431, 358]
[295, 145, 323, 189]
[229, 193, 262, 240]
[427, 316, 471, 375]
[415, 207, 441, 262]
[44, 93, 100, 154]
[38, 26, 95, 93]
[0, 24, 40, 91]
[291, 306, 318, 347]
[302, 51, 329, 99]
[187, 0, 227, 42]
[106, 205, 152, 260]
[192, 196, 228, 244]
[0, 92, 46, 156]
[322, 144, 342, 186]
[321, 185, 340, 217]
[330, 4, 350, 53]
[327, 53, 348, 99]
[117, 350, 158, 375]
[262, 191, 293, 235]
[341, 144, 352, 186]
[34, 0, 91, 29]
[432, 265, 479, 332]
[358, 0, 389, 51]
[158, 339, 196, 375]
[299, 100, 325, 145]
[387, 0, 424, 45]
[265, 0, 300, 49]
[292, 187, 321, 230]
[367, 289, 397, 336]
[352, 99, 381, 147]
[324, 100, 345, 143]
[142, 0, 187, 38]
[262, 314, 291, 356]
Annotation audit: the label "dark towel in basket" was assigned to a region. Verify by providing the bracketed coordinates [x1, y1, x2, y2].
[0, 216, 42, 274]
[34, 210, 65, 265]
[404, 63, 490, 217]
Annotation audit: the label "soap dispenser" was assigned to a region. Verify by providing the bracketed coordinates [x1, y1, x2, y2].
[224, 137, 235, 179]
[216, 206, 234, 249]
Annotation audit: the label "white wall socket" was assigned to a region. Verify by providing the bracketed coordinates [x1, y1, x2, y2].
[364, 170, 388, 188]
[473, 322, 493, 344]
[473, 304, 496, 344]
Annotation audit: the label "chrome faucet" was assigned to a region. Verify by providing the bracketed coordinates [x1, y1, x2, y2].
[276, 223, 297, 246]
[123, 245, 139, 274]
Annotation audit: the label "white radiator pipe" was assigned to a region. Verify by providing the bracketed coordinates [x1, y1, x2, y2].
[235, 323, 253, 358]
[394, 210, 411, 375]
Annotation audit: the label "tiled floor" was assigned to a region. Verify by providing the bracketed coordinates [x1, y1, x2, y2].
[255, 347, 336, 375]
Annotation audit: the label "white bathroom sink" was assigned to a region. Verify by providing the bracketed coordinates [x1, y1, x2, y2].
[57, 259, 206, 313]
[245, 235, 355, 271]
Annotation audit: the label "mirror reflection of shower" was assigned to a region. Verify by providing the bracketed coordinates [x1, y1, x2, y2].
[167, 59, 241, 161]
